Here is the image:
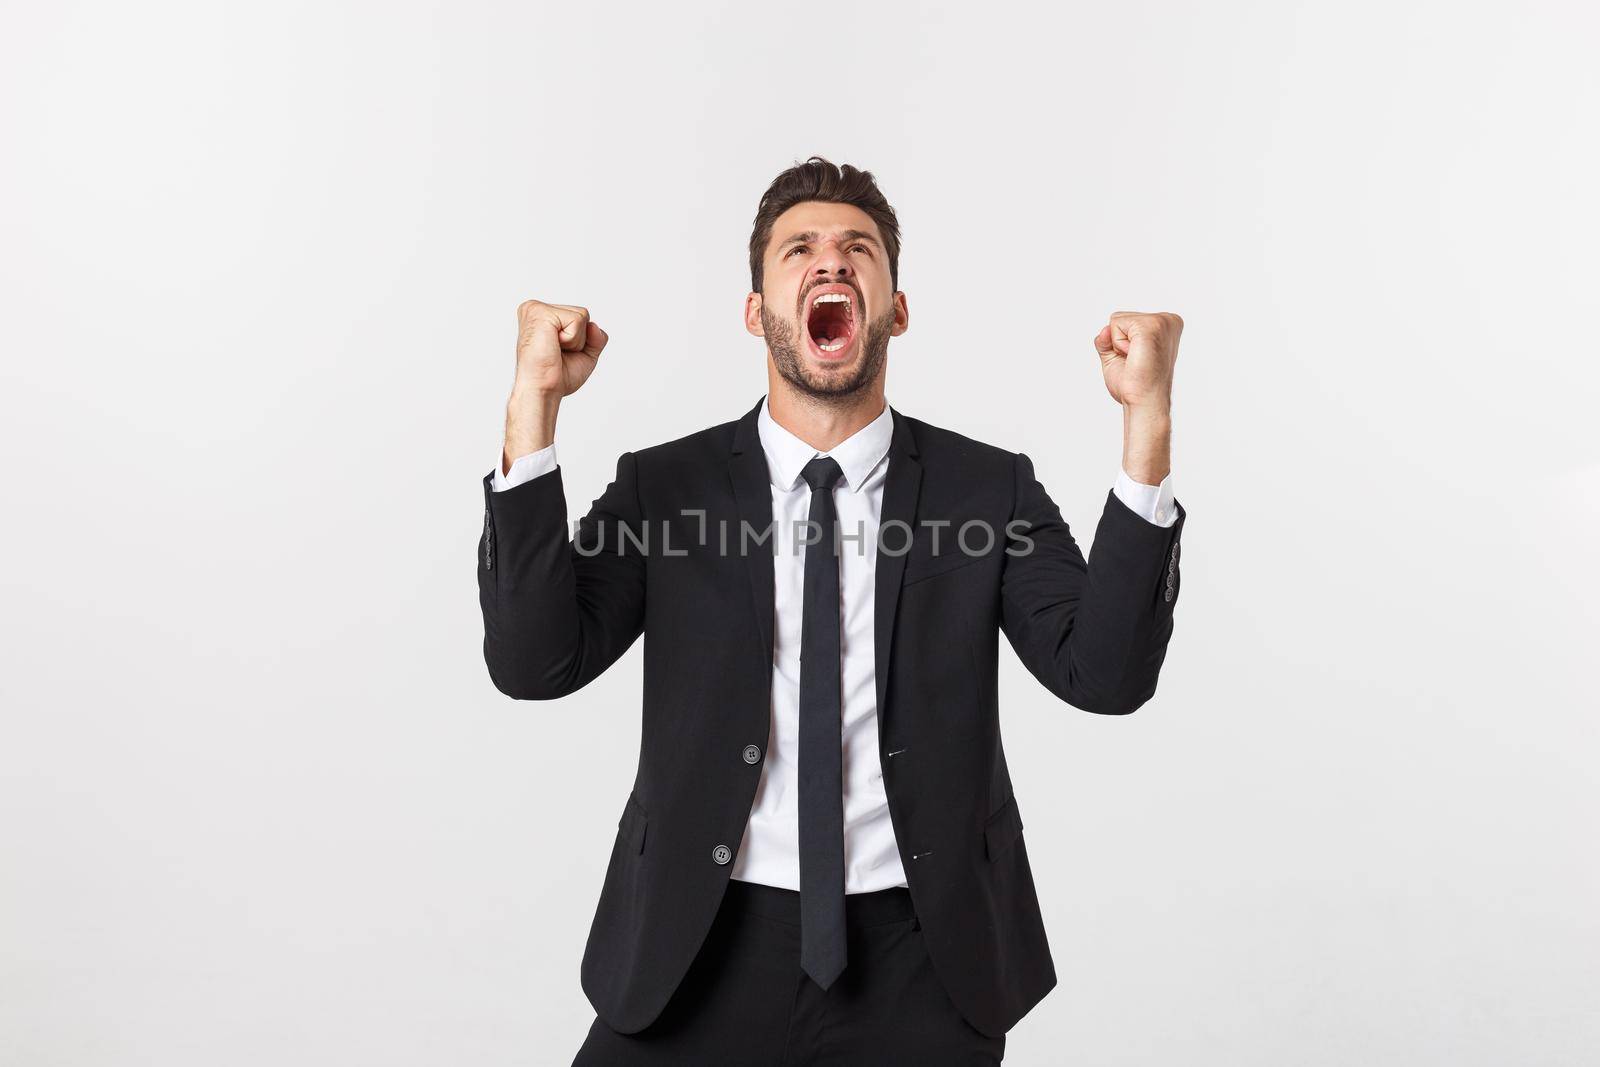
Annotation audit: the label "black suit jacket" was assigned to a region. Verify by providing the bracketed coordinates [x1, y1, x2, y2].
[476, 396, 1186, 1038]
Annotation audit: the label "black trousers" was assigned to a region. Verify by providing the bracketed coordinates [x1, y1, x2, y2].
[572, 879, 1006, 1065]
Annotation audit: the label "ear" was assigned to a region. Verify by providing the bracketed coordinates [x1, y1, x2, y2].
[890, 290, 909, 337]
[744, 291, 766, 337]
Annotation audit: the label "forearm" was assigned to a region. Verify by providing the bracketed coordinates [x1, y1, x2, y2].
[479, 468, 590, 698]
[1002, 452, 1185, 715]
[478, 454, 646, 699]
[503, 388, 561, 475]
[1121, 402, 1172, 486]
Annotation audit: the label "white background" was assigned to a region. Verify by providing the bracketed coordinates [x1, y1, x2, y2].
[3, 1, 1596, 1063]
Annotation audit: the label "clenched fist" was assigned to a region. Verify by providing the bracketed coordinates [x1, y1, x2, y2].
[1094, 311, 1182, 413]
[514, 300, 608, 398]
[503, 300, 609, 471]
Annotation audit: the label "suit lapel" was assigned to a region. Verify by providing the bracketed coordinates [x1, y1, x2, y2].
[874, 407, 922, 722]
[728, 397, 776, 672]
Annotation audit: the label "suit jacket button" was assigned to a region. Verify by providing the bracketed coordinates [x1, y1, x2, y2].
[743, 744, 761, 764]
[712, 844, 732, 865]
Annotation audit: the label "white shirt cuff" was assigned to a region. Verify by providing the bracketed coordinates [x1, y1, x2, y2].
[1113, 467, 1177, 527]
[492, 442, 559, 491]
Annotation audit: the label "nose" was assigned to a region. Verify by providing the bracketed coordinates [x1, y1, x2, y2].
[812, 243, 851, 278]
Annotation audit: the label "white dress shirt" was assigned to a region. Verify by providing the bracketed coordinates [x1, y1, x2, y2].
[492, 397, 1176, 892]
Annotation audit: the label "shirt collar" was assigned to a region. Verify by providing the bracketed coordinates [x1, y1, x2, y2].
[756, 394, 893, 494]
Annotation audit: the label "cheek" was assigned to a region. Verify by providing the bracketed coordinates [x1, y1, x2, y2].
[773, 282, 805, 313]
[765, 286, 797, 315]
[869, 287, 897, 320]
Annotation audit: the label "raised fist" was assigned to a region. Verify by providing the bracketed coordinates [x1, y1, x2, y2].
[514, 299, 609, 399]
[502, 300, 609, 469]
[1094, 311, 1182, 412]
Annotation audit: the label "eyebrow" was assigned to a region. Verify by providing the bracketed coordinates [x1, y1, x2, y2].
[777, 229, 881, 252]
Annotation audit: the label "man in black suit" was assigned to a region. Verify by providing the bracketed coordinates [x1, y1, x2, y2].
[478, 156, 1186, 1064]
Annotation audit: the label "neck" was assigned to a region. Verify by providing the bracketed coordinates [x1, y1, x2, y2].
[764, 371, 887, 453]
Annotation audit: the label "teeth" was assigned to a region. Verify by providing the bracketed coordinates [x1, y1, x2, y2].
[818, 340, 846, 351]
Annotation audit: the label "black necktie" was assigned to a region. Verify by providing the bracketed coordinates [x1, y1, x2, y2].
[798, 455, 847, 990]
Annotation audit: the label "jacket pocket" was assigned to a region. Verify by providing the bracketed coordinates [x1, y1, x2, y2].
[902, 551, 986, 588]
[617, 791, 648, 854]
[983, 795, 1024, 861]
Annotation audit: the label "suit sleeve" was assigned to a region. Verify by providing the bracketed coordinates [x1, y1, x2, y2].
[476, 452, 647, 700]
[1000, 451, 1186, 715]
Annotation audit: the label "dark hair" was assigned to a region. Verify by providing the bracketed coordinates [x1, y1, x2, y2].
[748, 156, 902, 294]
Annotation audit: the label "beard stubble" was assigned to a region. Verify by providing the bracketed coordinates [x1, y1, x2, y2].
[760, 301, 894, 402]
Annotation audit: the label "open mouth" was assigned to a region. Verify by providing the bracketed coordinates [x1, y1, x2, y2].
[805, 288, 857, 356]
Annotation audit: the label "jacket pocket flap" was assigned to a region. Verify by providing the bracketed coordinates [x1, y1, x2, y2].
[902, 551, 986, 587]
[983, 795, 1024, 860]
[617, 792, 647, 854]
